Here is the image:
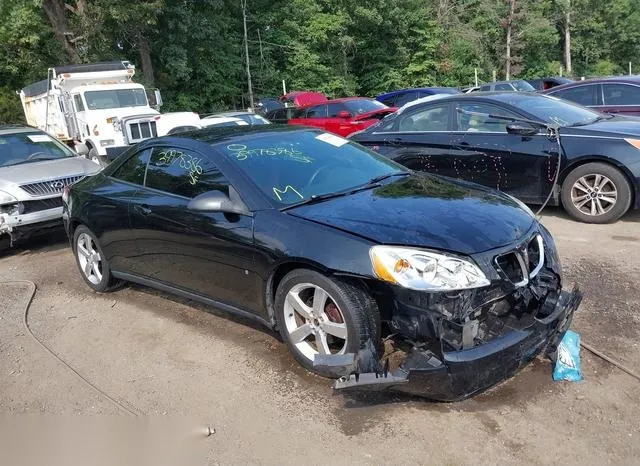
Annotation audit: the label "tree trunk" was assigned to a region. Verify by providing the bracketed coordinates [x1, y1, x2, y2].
[43, 0, 82, 63]
[137, 35, 155, 86]
[241, 0, 254, 109]
[505, 0, 516, 80]
[564, 5, 572, 76]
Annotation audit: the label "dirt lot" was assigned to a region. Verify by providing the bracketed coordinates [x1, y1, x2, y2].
[1, 208, 639, 465]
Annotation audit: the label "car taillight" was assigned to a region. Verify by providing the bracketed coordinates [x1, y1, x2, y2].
[62, 185, 71, 203]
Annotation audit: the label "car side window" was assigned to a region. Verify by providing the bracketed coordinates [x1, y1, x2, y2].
[327, 102, 346, 117]
[73, 94, 85, 112]
[394, 92, 420, 107]
[456, 103, 519, 133]
[602, 84, 640, 106]
[553, 85, 597, 106]
[480, 85, 491, 91]
[379, 97, 395, 107]
[111, 149, 150, 185]
[399, 103, 450, 131]
[145, 147, 229, 199]
[494, 83, 513, 91]
[305, 104, 328, 118]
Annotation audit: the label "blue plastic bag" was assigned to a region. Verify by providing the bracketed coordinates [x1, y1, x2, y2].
[553, 329, 583, 382]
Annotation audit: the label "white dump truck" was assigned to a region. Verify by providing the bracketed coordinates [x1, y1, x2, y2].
[20, 61, 200, 163]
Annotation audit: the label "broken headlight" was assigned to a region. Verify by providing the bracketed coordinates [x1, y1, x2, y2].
[0, 191, 22, 216]
[370, 246, 490, 291]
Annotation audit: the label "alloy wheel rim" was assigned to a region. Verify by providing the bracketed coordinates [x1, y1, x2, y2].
[76, 233, 103, 285]
[571, 174, 617, 216]
[283, 283, 348, 362]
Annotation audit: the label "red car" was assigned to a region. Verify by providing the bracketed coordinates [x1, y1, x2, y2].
[288, 98, 397, 137]
[280, 91, 327, 108]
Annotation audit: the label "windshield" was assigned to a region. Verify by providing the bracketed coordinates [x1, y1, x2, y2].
[217, 130, 405, 205]
[505, 95, 602, 127]
[512, 80, 536, 92]
[343, 99, 389, 114]
[84, 88, 148, 110]
[0, 132, 75, 167]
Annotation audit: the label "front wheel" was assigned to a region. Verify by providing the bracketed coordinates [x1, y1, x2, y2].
[561, 162, 632, 223]
[88, 148, 108, 167]
[274, 269, 380, 377]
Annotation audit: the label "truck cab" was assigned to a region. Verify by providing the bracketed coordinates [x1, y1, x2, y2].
[20, 61, 168, 164]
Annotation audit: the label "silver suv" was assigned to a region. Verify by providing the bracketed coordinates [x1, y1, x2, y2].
[0, 126, 101, 250]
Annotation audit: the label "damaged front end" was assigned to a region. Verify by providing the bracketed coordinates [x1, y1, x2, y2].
[315, 227, 582, 401]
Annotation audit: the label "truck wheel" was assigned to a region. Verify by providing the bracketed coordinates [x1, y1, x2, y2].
[274, 269, 380, 377]
[88, 148, 108, 167]
[561, 162, 632, 223]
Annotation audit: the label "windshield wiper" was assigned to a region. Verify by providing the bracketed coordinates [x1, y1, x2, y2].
[365, 172, 410, 185]
[280, 190, 353, 211]
[281, 172, 410, 211]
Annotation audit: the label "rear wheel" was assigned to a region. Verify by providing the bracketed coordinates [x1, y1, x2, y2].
[73, 225, 121, 292]
[274, 269, 380, 377]
[561, 162, 632, 223]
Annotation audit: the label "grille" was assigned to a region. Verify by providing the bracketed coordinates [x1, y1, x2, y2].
[20, 175, 84, 196]
[495, 234, 544, 287]
[128, 120, 158, 142]
[21, 197, 63, 214]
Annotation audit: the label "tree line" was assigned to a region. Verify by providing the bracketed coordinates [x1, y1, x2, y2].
[1, 0, 639, 123]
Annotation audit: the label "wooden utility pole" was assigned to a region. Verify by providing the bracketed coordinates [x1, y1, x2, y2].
[564, 1, 572, 76]
[505, 0, 516, 81]
[241, 0, 255, 109]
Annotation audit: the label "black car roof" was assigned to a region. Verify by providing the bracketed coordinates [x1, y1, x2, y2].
[160, 124, 315, 145]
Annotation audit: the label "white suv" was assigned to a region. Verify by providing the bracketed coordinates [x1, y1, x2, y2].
[0, 125, 101, 250]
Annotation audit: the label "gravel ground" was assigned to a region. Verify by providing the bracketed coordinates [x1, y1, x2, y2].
[1, 207, 639, 465]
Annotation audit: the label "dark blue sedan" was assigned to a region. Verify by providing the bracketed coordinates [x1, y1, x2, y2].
[352, 92, 640, 223]
[376, 87, 460, 108]
[62, 126, 580, 400]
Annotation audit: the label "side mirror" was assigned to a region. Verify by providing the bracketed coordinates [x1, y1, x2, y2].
[154, 89, 163, 109]
[506, 122, 538, 137]
[187, 189, 249, 215]
[337, 110, 352, 119]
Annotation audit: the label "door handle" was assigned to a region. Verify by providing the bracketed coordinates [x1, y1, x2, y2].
[386, 137, 404, 145]
[135, 204, 152, 215]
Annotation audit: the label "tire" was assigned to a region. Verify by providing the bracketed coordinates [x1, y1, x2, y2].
[88, 148, 108, 167]
[274, 269, 380, 377]
[73, 225, 121, 292]
[561, 162, 632, 224]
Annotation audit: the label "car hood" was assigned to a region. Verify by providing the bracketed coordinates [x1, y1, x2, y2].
[287, 174, 536, 255]
[564, 115, 640, 138]
[0, 157, 101, 189]
[353, 108, 397, 121]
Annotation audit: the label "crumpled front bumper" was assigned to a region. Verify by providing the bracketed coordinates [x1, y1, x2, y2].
[0, 208, 63, 242]
[317, 286, 581, 402]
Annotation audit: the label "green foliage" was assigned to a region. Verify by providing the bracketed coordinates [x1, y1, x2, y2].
[0, 87, 25, 124]
[0, 0, 638, 122]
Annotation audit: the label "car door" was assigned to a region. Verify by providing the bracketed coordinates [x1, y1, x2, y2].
[324, 102, 352, 136]
[94, 148, 151, 273]
[601, 83, 640, 116]
[129, 145, 263, 314]
[451, 101, 556, 203]
[289, 104, 329, 131]
[368, 101, 461, 177]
